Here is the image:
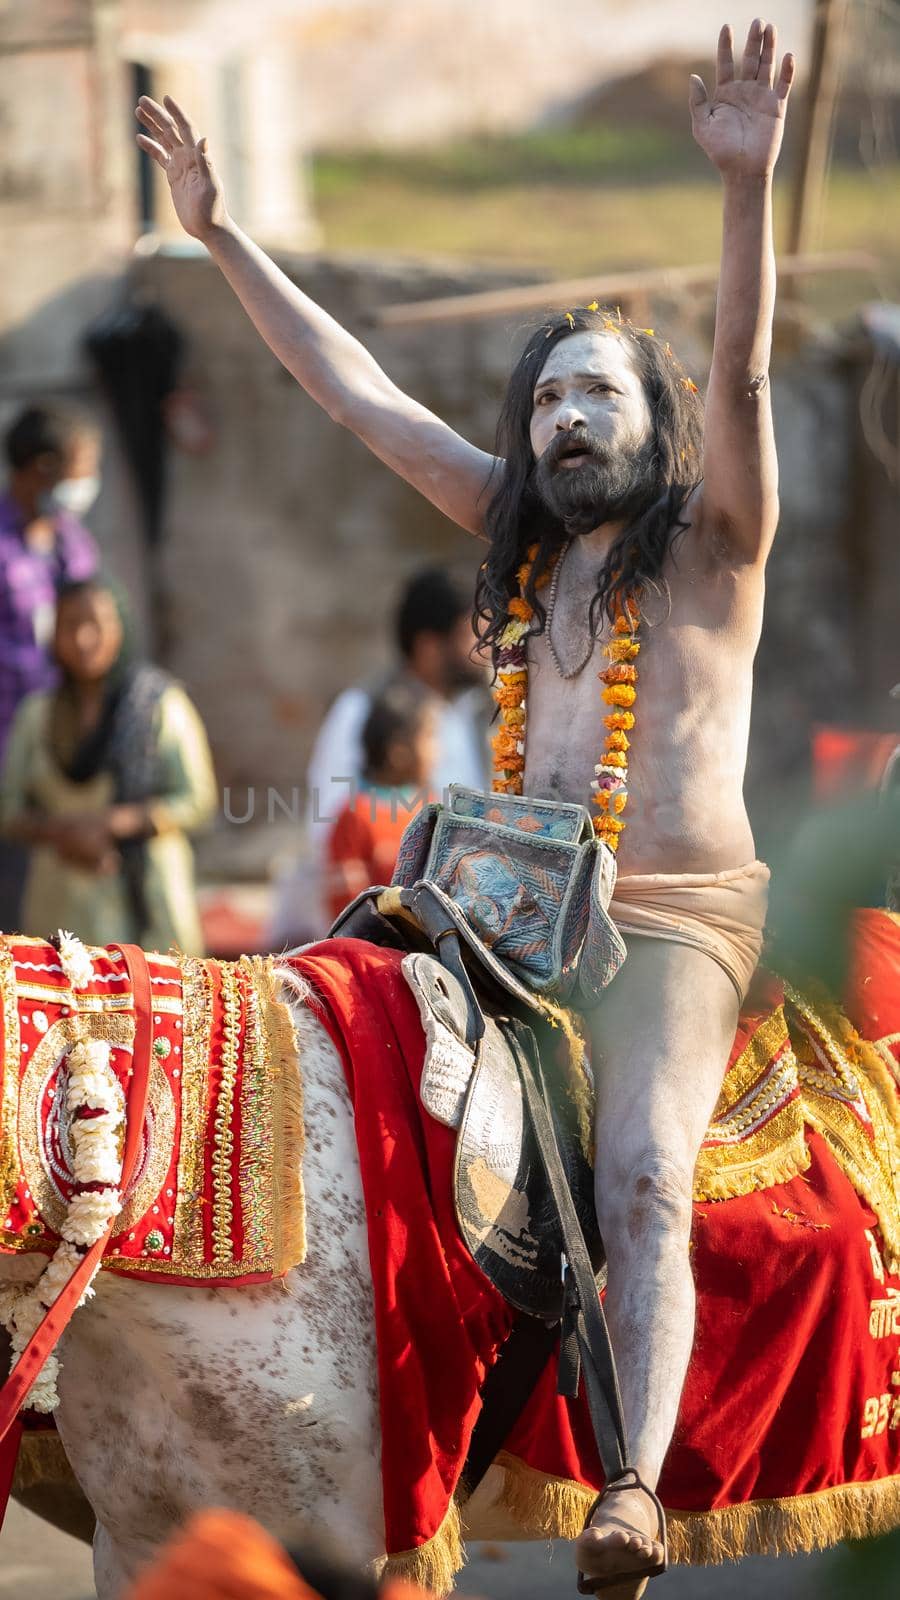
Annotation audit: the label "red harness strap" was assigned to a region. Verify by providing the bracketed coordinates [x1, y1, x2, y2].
[0, 944, 154, 1456]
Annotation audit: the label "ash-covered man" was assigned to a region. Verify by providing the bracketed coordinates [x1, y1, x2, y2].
[138, 21, 794, 1593]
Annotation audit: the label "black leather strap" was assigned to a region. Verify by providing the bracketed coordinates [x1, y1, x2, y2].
[461, 1314, 559, 1497]
[404, 887, 486, 1044]
[509, 1021, 628, 1480]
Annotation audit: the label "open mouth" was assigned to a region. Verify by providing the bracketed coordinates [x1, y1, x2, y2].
[555, 445, 593, 470]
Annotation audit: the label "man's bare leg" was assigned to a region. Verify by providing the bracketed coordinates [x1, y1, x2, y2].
[574, 937, 740, 1594]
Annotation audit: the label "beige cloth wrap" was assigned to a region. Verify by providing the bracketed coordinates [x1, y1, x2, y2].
[610, 860, 771, 1001]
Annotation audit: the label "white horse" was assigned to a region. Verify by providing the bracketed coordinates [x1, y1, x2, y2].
[1, 962, 519, 1599]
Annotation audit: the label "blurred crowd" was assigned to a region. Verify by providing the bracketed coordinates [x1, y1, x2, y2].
[0, 404, 491, 955]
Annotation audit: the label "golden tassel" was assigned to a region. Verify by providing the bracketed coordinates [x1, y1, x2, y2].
[494, 1452, 594, 1539]
[492, 1453, 900, 1565]
[693, 1128, 811, 1203]
[668, 1476, 900, 1563]
[382, 1499, 465, 1597]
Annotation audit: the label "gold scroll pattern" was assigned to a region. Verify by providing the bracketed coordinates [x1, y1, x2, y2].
[0, 938, 21, 1219]
[694, 1007, 808, 1201]
[787, 981, 900, 1273]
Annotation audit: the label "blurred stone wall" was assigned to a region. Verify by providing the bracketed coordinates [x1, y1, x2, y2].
[123, 250, 523, 874]
[0, 1, 133, 386]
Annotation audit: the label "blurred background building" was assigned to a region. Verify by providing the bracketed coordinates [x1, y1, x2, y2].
[1, 0, 898, 941]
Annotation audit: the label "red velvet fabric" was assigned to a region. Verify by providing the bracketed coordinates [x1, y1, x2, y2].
[293, 938, 900, 1564]
[293, 940, 513, 1552]
[846, 908, 900, 1069]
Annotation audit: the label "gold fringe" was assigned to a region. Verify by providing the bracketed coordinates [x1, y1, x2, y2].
[251, 956, 307, 1272]
[12, 1431, 74, 1493]
[667, 1477, 900, 1564]
[491, 1452, 900, 1564]
[494, 1450, 595, 1540]
[382, 1498, 465, 1597]
[693, 1127, 812, 1202]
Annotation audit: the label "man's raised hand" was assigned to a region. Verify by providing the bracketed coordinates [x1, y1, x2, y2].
[135, 96, 228, 241]
[690, 20, 794, 178]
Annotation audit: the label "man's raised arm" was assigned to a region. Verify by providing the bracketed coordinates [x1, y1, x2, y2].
[689, 20, 794, 565]
[136, 95, 495, 537]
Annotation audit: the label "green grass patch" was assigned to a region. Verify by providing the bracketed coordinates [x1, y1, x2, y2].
[310, 145, 900, 323]
[314, 124, 688, 195]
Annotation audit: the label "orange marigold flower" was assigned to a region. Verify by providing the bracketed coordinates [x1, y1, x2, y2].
[606, 638, 640, 662]
[504, 706, 525, 726]
[508, 597, 533, 622]
[492, 727, 521, 756]
[614, 591, 640, 623]
[592, 792, 627, 816]
[601, 750, 627, 768]
[599, 817, 625, 837]
[606, 731, 629, 752]
[604, 711, 635, 732]
[494, 684, 525, 709]
[603, 684, 637, 708]
[498, 670, 527, 686]
[600, 663, 637, 686]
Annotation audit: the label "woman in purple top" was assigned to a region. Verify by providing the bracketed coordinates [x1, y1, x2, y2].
[0, 403, 100, 925]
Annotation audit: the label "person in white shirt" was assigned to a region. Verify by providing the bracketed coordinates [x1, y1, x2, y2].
[270, 567, 490, 944]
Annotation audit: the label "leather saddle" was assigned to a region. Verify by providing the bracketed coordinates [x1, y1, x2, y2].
[331, 880, 628, 1484]
[404, 948, 602, 1321]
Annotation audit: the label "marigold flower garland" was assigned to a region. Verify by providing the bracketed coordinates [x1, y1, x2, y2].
[0, 932, 124, 1412]
[491, 546, 641, 853]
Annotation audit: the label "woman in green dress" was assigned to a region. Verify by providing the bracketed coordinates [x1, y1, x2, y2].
[1, 576, 216, 952]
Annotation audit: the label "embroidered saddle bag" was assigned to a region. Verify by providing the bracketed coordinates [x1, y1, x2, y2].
[333, 783, 625, 1013]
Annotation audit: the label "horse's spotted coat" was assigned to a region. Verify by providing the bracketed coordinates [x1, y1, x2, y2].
[36, 971, 383, 1597]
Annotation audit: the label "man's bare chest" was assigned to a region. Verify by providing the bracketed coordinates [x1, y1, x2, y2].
[522, 631, 607, 803]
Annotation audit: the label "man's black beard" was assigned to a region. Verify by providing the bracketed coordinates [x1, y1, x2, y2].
[532, 427, 659, 537]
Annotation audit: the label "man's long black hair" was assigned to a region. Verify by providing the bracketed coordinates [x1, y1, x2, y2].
[474, 307, 705, 660]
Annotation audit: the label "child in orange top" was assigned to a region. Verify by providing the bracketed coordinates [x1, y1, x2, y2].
[325, 679, 439, 926]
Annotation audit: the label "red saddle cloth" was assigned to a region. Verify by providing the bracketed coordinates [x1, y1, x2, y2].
[292, 930, 900, 1589]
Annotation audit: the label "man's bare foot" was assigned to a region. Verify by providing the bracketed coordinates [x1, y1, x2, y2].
[574, 1476, 666, 1597]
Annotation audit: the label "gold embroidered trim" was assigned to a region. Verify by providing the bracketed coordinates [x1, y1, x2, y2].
[252, 957, 306, 1271]
[211, 962, 241, 1264]
[786, 983, 900, 1272]
[112, 1060, 177, 1236]
[12, 983, 182, 1015]
[101, 1252, 272, 1278]
[875, 1036, 900, 1088]
[174, 955, 212, 1267]
[237, 957, 271, 1266]
[488, 1451, 900, 1570]
[0, 939, 21, 1217]
[694, 1009, 808, 1201]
